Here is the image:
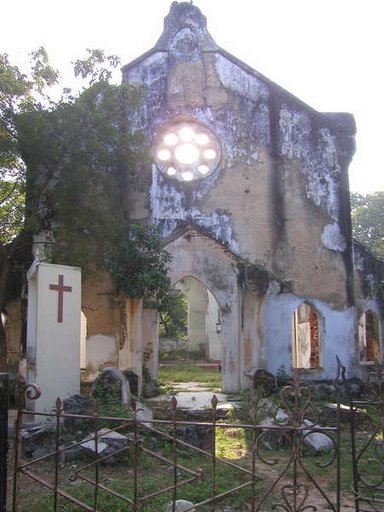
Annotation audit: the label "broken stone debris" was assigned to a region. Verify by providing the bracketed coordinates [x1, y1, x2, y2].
[259, 417, 288, 451]
[249, 369, 277, 395]
[22, 422, 133, 463]
[22, 423, 56, 458]
[176, 424, 214, 450]
[165, 499, 195, 512]
[79, 428, 132, 463]
[135, 401, 153, 426]
[63, 394, 93, 430]
[301, 419, 334, 454]
[275, 408, 289, 425]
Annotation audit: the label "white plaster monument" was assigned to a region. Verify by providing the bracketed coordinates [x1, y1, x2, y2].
[26, 261, 81, 412]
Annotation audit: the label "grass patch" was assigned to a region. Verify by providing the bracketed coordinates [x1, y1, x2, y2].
[158, 363, 221, 388]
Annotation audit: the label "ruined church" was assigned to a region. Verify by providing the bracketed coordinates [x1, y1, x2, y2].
[5, 2, 384, 400]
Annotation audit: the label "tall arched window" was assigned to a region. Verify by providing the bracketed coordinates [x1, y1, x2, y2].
[292, 302, 320, 369]
[359, 310, 380, 363]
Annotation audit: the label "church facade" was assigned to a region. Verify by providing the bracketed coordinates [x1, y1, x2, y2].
[84, 1, 383, 391]
[5, 2, 384, 395]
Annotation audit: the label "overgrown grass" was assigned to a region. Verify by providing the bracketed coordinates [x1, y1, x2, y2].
[22, 441, 255, 512]
[158, 362, 222, 388]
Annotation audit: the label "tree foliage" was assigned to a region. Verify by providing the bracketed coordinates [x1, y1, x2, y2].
[18, 80, 148, 269]
[0, 48, 172, 368]
[0, 48, 61, 368]
[351, 192, 384, 261]
[108, 225, 172, 308]
[159, 290, 188, 340]
[0, 48, 59, 244]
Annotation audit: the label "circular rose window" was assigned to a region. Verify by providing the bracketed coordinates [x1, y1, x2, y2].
[154, 120, 221, 182]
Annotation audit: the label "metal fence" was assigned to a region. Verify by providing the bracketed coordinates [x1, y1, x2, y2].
[9, 374, 342, 512]
[349, 366, 384, 512]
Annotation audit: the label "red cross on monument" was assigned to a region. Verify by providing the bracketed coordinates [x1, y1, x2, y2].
[49, 274, 72, 323]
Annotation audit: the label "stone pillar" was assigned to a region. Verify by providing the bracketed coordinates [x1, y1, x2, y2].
[206, 289, 221, 361]
[221, 298, 241, 393]
[26, 262, 81, 413]
[142, 308, 159, 380]
[118, 298, 143, 395]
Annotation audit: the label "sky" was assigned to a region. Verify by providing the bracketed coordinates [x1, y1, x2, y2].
[1, 0, 383, 194]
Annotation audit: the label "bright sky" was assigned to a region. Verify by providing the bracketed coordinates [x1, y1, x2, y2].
[1, 0, 382, 194]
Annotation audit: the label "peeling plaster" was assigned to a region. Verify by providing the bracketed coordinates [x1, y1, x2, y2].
[279, 108, 311, 160]
[279, 107, 341, 220]
[215, 54, 269, 103]
[306, 128, 341, 220]
[264, 293, 355, 379]
[123, 53, 169, 131]
[150, 165, 240, 253]
[321, 223, 346, 252]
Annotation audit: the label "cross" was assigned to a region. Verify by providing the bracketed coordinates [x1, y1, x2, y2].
[49, 274, 72, 323]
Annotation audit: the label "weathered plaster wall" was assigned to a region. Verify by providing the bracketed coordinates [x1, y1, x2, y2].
[81, 271, 119, 379]
[119, 2, 360, 388]
[122, 4, 355, 311]
[82, 271, 119, 336]
[264, 292, 356, 380]
[353, 241, 384, 303]
[240, 290, 264, 379]
[85, 334, 117, 379]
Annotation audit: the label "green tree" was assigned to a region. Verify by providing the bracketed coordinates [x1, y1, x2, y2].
[18, 79, 146, 267]
[351, 191, 384, 260]
[0, 48, 59, 368]
[159, 289, 188, 340]
[0, 49, 171, 369]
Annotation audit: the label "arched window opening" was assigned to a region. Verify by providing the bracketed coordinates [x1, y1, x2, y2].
[360, 310, 380, 363]
[292, 302, 320, 369]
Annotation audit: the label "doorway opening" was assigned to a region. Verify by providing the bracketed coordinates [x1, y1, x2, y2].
[159, 276, 222, 389]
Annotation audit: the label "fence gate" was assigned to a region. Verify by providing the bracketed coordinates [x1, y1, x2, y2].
[350, 366, 384, 512]
[11, 374, 341, 511]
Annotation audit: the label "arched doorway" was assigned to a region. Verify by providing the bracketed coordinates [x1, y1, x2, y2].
[162, 228, 241, 392]
[158, 276, 223, 390]
[159, 276, 222, 364]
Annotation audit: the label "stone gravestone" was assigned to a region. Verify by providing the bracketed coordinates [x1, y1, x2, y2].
[93, 368, 131, 403]
[26, 261, 81, 413]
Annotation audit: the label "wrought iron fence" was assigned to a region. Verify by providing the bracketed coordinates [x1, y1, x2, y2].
[350, 365, 384, 512]
[10, 374, 342, 512]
